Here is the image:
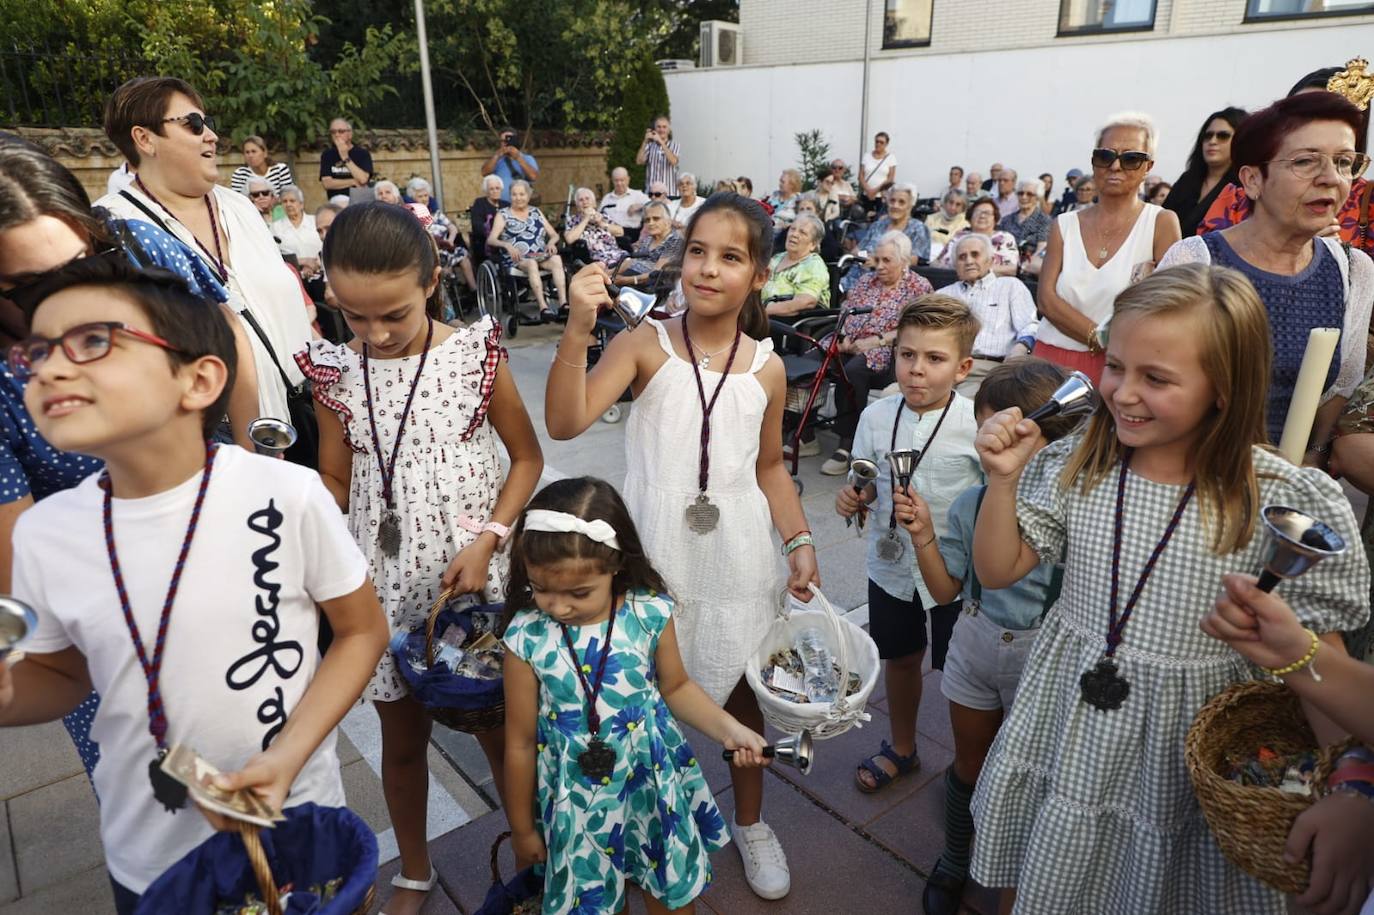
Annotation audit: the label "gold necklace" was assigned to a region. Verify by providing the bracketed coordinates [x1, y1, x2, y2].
[1093, 204, 1141, 261]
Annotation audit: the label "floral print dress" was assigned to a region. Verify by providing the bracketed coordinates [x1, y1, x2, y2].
[503, 589, 727, 913]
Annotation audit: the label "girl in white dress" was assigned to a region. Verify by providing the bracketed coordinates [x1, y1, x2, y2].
[970, 263, 1367, 915]
[545, 192, 819, 902]
[296, 203, 544, 915]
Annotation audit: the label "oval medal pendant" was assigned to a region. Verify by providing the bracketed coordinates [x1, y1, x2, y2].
[579, 736, 616, 783]
[1080, 657, 1130, 711]
[685, 493, 720, 534]
[149, 749, 188, 813]
[379, 510, 402, 557]
[876, 529, 905, 562]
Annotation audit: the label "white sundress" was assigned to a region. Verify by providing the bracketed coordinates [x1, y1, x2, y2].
[296, 317, 509, 701]
[622, 318, 785, 706]
[969, 436, 1370, 915]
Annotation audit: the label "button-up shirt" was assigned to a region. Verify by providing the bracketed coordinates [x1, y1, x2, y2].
[600, 189, 650, 229]
[994, 191, 1019, 219]
[642, 139, 681, 192]
[937, 273, 1038, 358]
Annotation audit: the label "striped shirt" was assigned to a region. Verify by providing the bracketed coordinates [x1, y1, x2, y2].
[937, 273, 1039, 358]
[642, 139, 680, 192]
[230, 162, 295, 196]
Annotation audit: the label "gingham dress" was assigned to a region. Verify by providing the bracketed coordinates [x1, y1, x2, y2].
[969, 436, 1370, 915]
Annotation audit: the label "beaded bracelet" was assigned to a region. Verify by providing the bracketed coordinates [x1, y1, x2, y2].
[1260, 628, 1322, 681]
[782, 531, 814, 556]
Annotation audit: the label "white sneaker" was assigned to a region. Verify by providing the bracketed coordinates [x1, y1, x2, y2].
[820, 449, 851, 476]
[797, 437, 820, 457]
[731, 818, 791, 900]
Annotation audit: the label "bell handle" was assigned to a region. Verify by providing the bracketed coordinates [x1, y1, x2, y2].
[722, 746, 777, 762]
[1256, 569, 1282, 593]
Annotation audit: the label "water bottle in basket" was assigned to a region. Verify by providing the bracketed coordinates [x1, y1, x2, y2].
[795, 628, 839, 704]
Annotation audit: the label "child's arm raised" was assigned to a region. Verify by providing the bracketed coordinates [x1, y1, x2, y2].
[204, 581, 387, 829]
[893, 486, 963, 605]
[314, 399, 352, 511]
[755, 356, 819, 600]
[972, 409, 1043, 590]
[0, 648, 92, 726]
[442, 361, 544, 592]
[502, 653, 547, 866]
[544, 263, 646, 440]
[654, 617, 768, 767]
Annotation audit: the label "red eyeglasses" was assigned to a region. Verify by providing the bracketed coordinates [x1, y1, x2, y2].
[8, 322, 183, 382]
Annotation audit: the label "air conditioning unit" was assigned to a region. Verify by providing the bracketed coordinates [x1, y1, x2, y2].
[699, 21, 742, 68]
[656, 59, 697, 72]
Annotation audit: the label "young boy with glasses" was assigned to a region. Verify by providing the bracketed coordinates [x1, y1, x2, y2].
[0, 256, 387, 914]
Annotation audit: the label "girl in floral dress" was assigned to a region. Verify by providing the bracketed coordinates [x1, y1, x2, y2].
[969, 263, 1367, 914]
[502, 477, 769, 914]
[296, 202, 544, 915]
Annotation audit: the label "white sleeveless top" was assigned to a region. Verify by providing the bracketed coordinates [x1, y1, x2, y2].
[1038, 203, 1161, 352]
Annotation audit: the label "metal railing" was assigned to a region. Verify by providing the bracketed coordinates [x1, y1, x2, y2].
[0, 42, 150, 128]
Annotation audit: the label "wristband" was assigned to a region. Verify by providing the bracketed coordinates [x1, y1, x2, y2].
[1260, 628, 1322, 680]
[482, 521, 512, 544]
[782, 531, 814, 556]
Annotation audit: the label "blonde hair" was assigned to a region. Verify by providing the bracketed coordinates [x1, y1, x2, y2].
[895, 293, 981, 359]
[1060, 263, 1272, 554]
[1096, 111, 1158, 157]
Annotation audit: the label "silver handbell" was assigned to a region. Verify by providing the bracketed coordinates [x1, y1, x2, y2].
[1256, 505, 1347, 592]
[1025, 370, 1097, 424]
[247, 417, 298, 456]
[888, 449, 920, 492]
[0, 597, 37, 664]
[847, 458, 879, 529]
[722, 729, 814, 775]
[604, 283, 657, 328]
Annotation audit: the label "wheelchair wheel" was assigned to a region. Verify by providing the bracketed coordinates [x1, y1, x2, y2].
[506, 313, 520, 338]
[476, 261, 501, 325]
[793, 477, 804, 496]
[601, 403, 624, 424]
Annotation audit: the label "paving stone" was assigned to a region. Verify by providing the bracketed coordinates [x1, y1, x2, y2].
[9, 774, 104, 895]
[336, 728, 363, 767]
[0, 721, 85, 800]
[864, 763, 949, 873]
[0, 863, 114, 915]
[341, 757, 393, 837]
[429, 728, 494, 790]
[427, 809, 513, 914]
[0, 802, 15, 904]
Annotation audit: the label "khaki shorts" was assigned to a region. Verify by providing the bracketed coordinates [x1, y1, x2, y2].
[939, 604, 1039, 712]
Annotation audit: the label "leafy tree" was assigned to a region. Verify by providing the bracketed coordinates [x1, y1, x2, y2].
[607, 53, 670, 187]
[647, 0, 739, 62]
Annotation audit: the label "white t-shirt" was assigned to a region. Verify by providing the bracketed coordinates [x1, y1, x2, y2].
[13, 447, 369, 892]
[670, 196, 704, 227]
[272, 213, 323, 261]
[600, 189, 650, 229]
[861, 152, 897, 195]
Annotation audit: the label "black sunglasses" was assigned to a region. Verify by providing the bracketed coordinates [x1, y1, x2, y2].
[1091, 148, 1150, 171]
[650, 192, 666, 198]
[158, 112, 216, 135]
[249, 190, 273, 198]
[1202, 129, 1233, 142]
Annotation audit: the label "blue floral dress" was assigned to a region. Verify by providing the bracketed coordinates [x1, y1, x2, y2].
[503, 589, 727, 913]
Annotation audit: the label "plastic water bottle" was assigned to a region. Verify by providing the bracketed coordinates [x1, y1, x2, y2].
[795, 627, 839, 704]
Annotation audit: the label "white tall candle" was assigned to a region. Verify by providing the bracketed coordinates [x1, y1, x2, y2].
[1278, 327, 1341, 464]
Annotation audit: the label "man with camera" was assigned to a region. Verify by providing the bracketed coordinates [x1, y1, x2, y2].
[481, 126, 540, 204]
[635, 115, 680, 193]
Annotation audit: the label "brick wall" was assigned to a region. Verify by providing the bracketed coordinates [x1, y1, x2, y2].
[737, 0, 1368, 66]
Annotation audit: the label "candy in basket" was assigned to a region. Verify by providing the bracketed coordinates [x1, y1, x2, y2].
[391, 587, 506, 733]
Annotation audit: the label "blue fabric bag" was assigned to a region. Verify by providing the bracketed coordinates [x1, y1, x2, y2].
[389, 592, 505, 732]
[134, 803, 377, 915]
[473, 832, 544, 915]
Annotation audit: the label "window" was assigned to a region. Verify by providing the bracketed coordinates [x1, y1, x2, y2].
[1245, 0, 1374, 21]
[883, 0, 933, 49]
[1058, 0, 1157, 35]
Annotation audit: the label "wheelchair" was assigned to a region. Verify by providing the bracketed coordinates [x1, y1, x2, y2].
[475, 252, 563, 339]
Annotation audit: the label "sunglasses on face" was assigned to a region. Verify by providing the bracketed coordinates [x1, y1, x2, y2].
[1202, 129, 1233, 142]
[249, 190, 273, 198]
[159, 112, 216, 135]
[8, 321, 182, 383]
[1091, 148, 1150, 171]
[650, 192, 666, 198]
[1016, 191, 1036, 197]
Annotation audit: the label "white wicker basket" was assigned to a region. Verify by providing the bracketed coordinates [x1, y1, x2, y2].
[745, 584, 879, 740]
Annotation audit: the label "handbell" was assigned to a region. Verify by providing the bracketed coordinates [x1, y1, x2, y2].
[847, 458, 880, 529]
[248, 417, 298, 456]
[604, 283, 657, 328]
[1255, 505, 1347, 592]
[888, 449, 919, 491]
[0, 597, 37, 664]
[722, 729, 814, 775]
[1025, 370, 1097, 424]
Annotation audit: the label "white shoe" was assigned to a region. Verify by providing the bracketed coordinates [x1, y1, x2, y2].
[820, 449, 851, 476]
[797, 437, 820, 457]
[731, 818, 791, 899]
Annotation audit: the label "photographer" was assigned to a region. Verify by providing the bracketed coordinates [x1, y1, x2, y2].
[481, 126, 540, 204]
[635, 115, 680, 193]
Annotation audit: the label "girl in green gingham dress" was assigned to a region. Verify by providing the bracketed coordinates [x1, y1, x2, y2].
[967, 265, 1369, 914]
[502, 478, 770, 914]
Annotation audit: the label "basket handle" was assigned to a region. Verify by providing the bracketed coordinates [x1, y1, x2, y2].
[490, 830, 513, 883]
[238, 821, 283, 915]
[425, 586, 462, 669]
[780, 584, 853, 709]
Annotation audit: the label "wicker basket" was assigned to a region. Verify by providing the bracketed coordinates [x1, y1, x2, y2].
[421, 587, 505, 734]
[1184, 679, 1343, 894]
[237, 822, 376, 915]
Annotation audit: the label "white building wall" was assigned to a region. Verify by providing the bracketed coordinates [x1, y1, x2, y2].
[665, 22, 1374, 201]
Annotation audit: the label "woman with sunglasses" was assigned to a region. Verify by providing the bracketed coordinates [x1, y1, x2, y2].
[95, 77, 315, 451]
[1160, 91, 1374, 461]
[244, 175, 277, 226]
[1162, 107, 1247, 238]
[1033, 112, 1181, 382]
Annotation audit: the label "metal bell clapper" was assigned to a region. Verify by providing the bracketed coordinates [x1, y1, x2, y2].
[1255, 505, 1348, 592]
[247, 418, 298, 457]
[888, 449, 919, 493]
[1025, 370, 1098, 423]
[604, 283, 657, 328]
[847, 458, 879, 529]
[0, 597, 37, 664]
[722, 729, 814, 775]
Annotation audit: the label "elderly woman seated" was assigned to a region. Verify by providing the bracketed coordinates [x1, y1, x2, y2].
[933, 196, 1019, 276]
[840, 183, 932, 291]
[564, 185, 625, 267]
[766, 168, 804, 230]
[611, 199, 681, 291]
[763, 214, 831, 316]
[374, 179, 403, 205]
[821, 231, 935, 474]
[489, 178, 568, 317]
[406, 177, 458, 244]
[925, 189, 969, 254]
[271, 184, 322, 275]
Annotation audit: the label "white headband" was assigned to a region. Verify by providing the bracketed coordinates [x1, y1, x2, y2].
[523, 510, 621, 550]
